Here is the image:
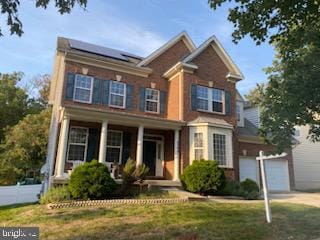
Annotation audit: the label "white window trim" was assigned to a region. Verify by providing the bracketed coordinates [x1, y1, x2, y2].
[108, 81, 126, 109]
[197, 86, 225, 114]
[236, 104, 241, 122]
[212, 89, 225, 114]
[213, 133, 227, 167]
[66, 126, 89, 162]
[145, 88, 160, 114]
[106, 130, 123, 164]
[73, 74, 94, 104]
[194, 132, 204, 160]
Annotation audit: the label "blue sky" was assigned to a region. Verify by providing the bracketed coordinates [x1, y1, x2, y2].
[0, 0, 275, 95]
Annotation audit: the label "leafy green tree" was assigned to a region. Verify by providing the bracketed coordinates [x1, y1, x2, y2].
[208, 0, 320, 45]
[24, 74, 51, 114]
[209, 0, 320, 151]
[244, 83, 266, 106]
[0, 109, 51, 185]
[0, 0, 87, 36]
[0, 72, 29, 141]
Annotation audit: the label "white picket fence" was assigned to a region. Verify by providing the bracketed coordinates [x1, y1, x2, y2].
[0, 184, 42, 206]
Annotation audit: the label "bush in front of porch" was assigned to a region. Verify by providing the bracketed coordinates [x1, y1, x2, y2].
[69, 160, 117, 200]
[180, 160, 225, 195]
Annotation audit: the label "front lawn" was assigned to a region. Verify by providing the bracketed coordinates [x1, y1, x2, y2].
[1, 201, 319, 239]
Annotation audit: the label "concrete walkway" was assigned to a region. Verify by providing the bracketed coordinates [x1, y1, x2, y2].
[161, 187, 207, 201]
[270, 192, 320, 207]
[163, 188, 320, 207]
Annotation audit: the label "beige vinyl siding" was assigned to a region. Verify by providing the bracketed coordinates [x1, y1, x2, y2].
[293, 125, 320, 190]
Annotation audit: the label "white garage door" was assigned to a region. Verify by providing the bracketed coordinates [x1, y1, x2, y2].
[265, 159, 290, 191]
[240, 157, 259, 183]
[240, 157, 290, 191]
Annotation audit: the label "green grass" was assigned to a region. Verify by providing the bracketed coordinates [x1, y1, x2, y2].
[134, 187, 178, 199]
[0, 201, 319, 240]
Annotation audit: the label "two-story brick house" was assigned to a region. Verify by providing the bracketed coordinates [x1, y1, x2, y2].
[45, 31, 294, 191]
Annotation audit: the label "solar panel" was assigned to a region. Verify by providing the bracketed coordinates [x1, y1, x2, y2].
[68, 39, 142, 61]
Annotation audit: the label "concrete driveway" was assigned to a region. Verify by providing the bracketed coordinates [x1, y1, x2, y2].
[270, 192, 320, 207]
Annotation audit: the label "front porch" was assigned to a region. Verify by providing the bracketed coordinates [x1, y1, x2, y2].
[52, 107, 184, 185]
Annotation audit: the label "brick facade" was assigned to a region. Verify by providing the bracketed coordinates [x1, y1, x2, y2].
[50, 33, 294, 188]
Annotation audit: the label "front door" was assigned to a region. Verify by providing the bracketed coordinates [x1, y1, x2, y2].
[143, 141, 157, 176]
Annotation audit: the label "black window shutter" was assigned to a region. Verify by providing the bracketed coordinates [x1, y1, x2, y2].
[101, 80, 110, 105]
[92, 78, 102, 104]
[191, 84, 198, 111]
[225, 90, 232, 115]
[160, 91, 167, 114]
[126, 84, 134, 109]
[65, 73, 75, 99]
[86, 128, 99, 162]
[122, 131, 131, 164]
[139, 87, 146, 112]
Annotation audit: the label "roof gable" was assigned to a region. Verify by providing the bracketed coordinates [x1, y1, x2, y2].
[137, 31, 196, 67]
[182, 36, 244, 81]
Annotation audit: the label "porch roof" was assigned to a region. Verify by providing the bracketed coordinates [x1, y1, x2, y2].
[63, 105, 186, 130]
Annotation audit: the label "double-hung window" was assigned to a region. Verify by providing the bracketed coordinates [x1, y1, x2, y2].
[109, 81, 126, 108]
[106, 131, 123, 163]
[196, 85, 225, 114]
[194, 133, 204, 160]
[145, 88, 160, 113]
[213, 134, 226, 166]
[236, 104, 241, 122]
[197, 86, 209, 111]
[74, 74, 93, 103]
[212, 89, 224, 113]
[67, 127, 89, 162]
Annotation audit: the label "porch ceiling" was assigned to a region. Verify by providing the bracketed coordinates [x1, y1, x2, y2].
[63, 106, 186, 130]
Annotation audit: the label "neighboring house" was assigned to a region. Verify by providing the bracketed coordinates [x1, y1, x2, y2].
[44, 31, 294, 192]
[240, 104, 295, 191]
[292, 125, 320, 190]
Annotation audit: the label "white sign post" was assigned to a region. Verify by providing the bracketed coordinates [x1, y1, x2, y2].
[256, 150, 287, 223]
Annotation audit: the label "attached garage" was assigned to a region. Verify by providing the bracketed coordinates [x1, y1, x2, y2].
[239, 157, 290, 192]
[265, 159, 290, 191]
[239, 157, 259, 183]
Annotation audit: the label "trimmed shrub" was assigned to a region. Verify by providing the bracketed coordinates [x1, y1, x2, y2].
[217, 180, 242, 196]
[68, 160, 117, 200]
[40, 185, 71, 204]
[240, 178, 260, 200]
[180, 160, 225, 194]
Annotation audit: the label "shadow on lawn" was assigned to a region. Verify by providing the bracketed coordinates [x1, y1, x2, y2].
[40, 202, 320, 240]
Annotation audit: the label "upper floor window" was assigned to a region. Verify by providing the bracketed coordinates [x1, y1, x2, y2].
[212, 89, 224, 113]
[74, 74, 93, 103]
[197, 86, 209, 111]
[109, 81, 126, 108]
[236, 104, 241, 122]
[196, 86, 225, 114]
[213, 133, 226, 166]
[194, 132, 204, 160]
[67, 127, 88, 162]
[145, 88, 160, 113]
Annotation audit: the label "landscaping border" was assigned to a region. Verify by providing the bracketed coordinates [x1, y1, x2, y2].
[47, 197, 188, 209]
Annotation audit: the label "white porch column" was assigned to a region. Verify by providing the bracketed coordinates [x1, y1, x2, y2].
[55, 116, 70, 178]
[136, 125, 144, 166]
[98, 120, 108, 164]
[173, 129, 180, 181]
